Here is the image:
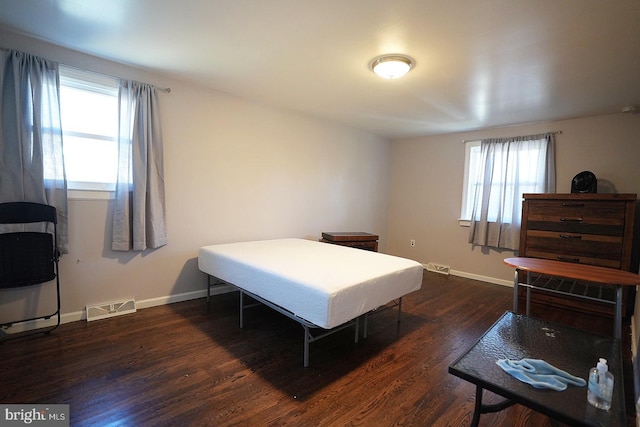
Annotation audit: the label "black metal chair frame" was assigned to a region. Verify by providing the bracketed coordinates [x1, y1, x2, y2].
[0, 202, 61, 340]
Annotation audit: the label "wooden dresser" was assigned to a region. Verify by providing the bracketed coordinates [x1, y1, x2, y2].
[518, 193, 637, 317]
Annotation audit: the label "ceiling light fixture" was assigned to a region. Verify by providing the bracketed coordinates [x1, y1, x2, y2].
[369, 54, 415, 79]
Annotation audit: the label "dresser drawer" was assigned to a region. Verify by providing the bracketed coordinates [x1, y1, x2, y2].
[526, 200, 627, 236]
[524, 229, 623, 267]
[523, 250, 622, 269]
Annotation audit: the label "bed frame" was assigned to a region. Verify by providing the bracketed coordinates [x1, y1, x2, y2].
[207, 275, 404, 367]
[199, 238, 423, 367]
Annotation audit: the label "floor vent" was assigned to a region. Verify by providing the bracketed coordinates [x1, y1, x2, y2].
[86, 298, 137, 322]
[426, 262, 451, 275]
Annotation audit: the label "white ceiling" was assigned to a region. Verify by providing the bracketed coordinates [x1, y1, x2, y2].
[1, 0, 639, 139]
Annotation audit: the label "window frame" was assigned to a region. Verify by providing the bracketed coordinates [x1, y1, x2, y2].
[459, 137, 551, 227]
[59, 65, 119, 199]
[459, 140, 480, 226]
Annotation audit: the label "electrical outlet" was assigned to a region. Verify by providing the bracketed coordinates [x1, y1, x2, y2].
[410, 239, 416, 247]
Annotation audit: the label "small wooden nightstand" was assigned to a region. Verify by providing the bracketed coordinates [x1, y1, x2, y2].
[320, 232, 379, 252]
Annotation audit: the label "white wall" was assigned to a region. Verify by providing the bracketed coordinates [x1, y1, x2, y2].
[387, 114, 640, 282]
[0, 29, 391, 327]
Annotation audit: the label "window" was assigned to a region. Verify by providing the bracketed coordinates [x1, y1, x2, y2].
[59, 66, 119, 192]
[459, 140, 481, 225]
[460, 137, 553, 225]
[464, 134, 556, 250]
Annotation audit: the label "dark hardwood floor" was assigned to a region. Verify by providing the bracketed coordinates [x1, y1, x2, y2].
[0, 272, 634, 426]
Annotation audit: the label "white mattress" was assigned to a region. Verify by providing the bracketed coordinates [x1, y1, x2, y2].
[198, 238, 423, 329]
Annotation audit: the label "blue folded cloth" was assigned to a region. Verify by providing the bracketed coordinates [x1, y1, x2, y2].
[496, 358, 586, 391]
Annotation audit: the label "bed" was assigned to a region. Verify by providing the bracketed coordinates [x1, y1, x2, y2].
[198, 238, 424, 366]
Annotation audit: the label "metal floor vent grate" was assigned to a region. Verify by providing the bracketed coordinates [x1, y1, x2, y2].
[86, 298, 136, 322]
[426, 262, 451, 275]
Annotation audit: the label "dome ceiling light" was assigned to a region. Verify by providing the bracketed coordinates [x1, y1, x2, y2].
[369, 54, 415, 79]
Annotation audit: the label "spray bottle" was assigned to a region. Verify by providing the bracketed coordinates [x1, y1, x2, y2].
[587, 358, 614, 410]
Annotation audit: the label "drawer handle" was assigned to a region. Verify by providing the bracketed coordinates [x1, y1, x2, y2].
[560, 217, 583, 222]
[557, 256, 580, 263]
[561, 203, 585, 207]
[559, 234, 582, 239]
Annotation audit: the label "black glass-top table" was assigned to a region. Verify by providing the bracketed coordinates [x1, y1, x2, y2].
[448, 311, 625, 426]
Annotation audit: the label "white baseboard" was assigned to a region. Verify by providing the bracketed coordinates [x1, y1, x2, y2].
[1, 286, 235, 335]
[422, 264, 512, 288]
[2, 269, 512, 335]
[450, 269, 513, 287]
[136, 289, 208, 310]
[5, 267, 510, 335]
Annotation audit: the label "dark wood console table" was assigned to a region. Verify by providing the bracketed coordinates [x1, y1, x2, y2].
[504, 257, 640, 339]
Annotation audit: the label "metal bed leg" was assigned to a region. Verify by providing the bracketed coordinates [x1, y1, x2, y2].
[363, 313, 368, 338]
[397, 297, 403, 323]
[303, 325, 310, 367]
[206, 275, 214, 313]
[355, 317, 359, 343]
[239, 291, 244, 328]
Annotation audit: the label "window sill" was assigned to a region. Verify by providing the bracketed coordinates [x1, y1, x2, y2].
[68, 189, 114, 200]
[458, 219, 470, 227]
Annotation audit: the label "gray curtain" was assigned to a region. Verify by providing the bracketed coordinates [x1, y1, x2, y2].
[111, 80, 167, 251]
[0, 49, 68, 253]
[468, 133, 556, 250]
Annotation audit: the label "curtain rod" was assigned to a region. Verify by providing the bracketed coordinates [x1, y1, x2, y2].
[120, 79, 171, 94]
[462, 130, 562, 143]
[60, 63, 171, 93]
[2, 48, 172, 94]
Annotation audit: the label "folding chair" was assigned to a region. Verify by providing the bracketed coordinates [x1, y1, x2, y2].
[0, 202, 61, 339]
